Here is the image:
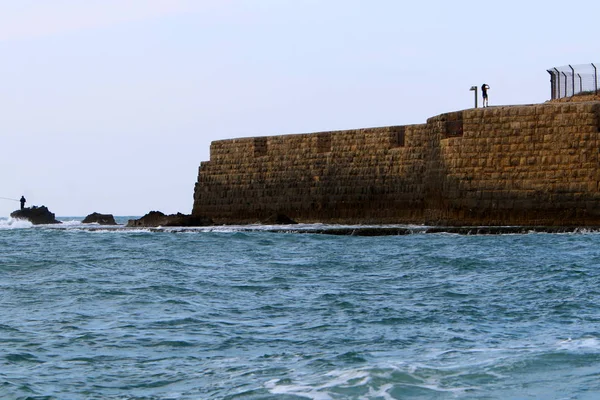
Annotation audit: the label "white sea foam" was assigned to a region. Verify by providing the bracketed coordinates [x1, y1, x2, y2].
[558, 337, 600, 351]
[264, 364, 477, 399]
[365, 384, 395, 400]
[264, 379, 333, 400]
[0, 217, 33, 229]
[264, 368, 372, 399]
[118, 228, 153, 234]
[59, 219, 85, 226]
[73, 227, 152, 234]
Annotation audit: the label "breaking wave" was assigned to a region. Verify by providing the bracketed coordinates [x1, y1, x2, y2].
[0, 217, 33, 229]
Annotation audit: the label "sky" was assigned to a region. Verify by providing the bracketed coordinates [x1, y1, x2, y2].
[1, 0, 599, 217]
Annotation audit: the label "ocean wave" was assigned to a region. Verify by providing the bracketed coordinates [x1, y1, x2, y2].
[558, 337, 600, 352]
[59, 219, 86, 226]
[264, 364, 479, 399]
[0, 217, 33, 229]
[5, 219, 600, 238]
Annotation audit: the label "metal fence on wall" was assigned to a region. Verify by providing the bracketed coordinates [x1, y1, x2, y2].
[547, 63, 599, 99]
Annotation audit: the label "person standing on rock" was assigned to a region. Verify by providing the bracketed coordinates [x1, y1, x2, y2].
[20, 195, 26, 210]
[482, 83, 490, 107]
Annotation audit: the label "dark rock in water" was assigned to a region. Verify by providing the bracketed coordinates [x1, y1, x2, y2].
[10, 206, 61, 225]
[262, 213, 298, 225]
[169, 214, 214, 227]
[82, 212, 117, 225]
[126, 211, 213, 227]
[126, 211, 170, 227]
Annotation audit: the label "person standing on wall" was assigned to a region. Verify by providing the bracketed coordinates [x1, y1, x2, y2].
[20, 195, 26, 210]
[482, 83, 490, 107]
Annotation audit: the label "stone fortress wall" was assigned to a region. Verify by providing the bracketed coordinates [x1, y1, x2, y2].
[193, 100, 600, 226]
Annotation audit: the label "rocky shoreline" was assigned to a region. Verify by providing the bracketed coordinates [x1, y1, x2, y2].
[125, 211, 213, 227]
[8, 207, 600, 235]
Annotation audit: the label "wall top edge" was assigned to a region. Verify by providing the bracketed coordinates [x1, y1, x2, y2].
[210, 100, 600, 145]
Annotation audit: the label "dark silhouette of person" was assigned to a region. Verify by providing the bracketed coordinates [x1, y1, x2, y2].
[482, 84, 490, 107]
[20, 196, 26, 210]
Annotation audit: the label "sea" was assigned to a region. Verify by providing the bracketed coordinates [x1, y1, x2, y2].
[1, 216, 600, 400]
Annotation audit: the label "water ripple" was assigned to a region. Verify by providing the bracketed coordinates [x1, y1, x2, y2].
[2, 229, 600, 398]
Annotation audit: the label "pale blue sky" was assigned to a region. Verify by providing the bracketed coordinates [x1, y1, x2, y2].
[1, 0, 598, 217]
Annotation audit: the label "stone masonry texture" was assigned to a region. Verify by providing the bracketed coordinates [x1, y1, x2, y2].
[193, 101, 600, 226]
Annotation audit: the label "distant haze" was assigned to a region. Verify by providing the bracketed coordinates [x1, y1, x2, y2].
[1, 0, 597, 217]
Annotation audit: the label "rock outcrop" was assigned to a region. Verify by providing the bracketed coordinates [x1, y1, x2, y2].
[126, 211, 213, 227]
[82, 212, 117, 225]
[10, 206, 61, 225]
[261, 213, 297, 225]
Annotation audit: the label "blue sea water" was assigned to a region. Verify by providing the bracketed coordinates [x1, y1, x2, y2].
[1, 217, 600, 399]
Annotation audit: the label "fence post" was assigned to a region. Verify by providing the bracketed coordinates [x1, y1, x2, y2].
[569, 65, 576, 96]
[562, 72, 568, 97]
[577, 74, 582, 94]
[547, 70, 555, 99]
[592, 63, 598, 95]
[554, 68, 561, 98]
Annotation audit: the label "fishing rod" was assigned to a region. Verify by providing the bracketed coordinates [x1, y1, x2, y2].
[0, 197, 19, 202]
